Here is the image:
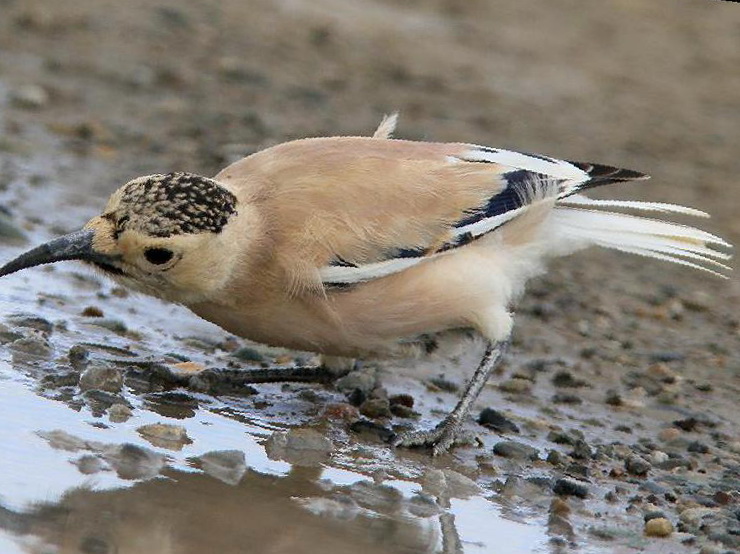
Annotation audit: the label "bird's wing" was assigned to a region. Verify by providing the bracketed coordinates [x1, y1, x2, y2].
[219, 137, 646, 289]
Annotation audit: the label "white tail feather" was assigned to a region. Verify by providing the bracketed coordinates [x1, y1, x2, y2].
[560, 194, 710, 218]
[552, 205, 732, 277]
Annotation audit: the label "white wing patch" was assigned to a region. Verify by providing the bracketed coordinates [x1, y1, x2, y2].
[459, 146, 589, 183]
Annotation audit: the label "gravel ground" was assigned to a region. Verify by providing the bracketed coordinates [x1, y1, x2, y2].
[0, 1, 738, 553]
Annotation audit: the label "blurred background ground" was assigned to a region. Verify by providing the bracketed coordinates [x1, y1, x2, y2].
[0, 1, 738, 553]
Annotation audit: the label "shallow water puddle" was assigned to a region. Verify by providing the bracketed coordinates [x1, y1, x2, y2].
[0, 354, 554, 554]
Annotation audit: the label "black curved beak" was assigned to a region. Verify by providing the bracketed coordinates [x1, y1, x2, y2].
[0, 229, 122, 277]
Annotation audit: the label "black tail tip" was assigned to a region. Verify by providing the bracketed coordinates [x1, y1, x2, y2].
[568, 160, 650, 186]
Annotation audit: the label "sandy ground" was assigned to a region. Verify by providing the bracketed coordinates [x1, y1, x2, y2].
[0, 0, 738, 553]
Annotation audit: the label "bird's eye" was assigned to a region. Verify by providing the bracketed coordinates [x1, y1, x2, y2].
[144, 247, 174, 265]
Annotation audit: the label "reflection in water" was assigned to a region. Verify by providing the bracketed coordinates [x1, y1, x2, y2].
[0, 466, 439, 554]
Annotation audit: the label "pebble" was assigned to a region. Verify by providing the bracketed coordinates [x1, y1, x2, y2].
[493, 440, 539, 461]
[10, 84, 49, 109]
[230, 346, 265, 362]
[6, 314, 53, 334]
[80, 306, 104, 317]
[103, 443, 166, 480]
[649, 450, 670, 464]
[86, 318, 128, 334]
[73, 454, 106, 475]
[552, 371, 588, 388]
[625, 454, 651, 476]
[679, 507, 719, 527]
[137, 423, 191, 450]
[321, 402, 360, 421]
[389, 393, 414, 408]
[9, 335, 52, 357]
[348, 481, 403, 510]
[348, 420, 395, 443]
[478, 408, 520, 434]
[570, 439, 593, 460]
[196, 450, 247, 485]
[553, 393, 583, 404]
[421, 468, 481, 499]
[359, 398, 392, 419]
[108, 403, 133, 423]
[79, 365, 123, 393]
[658, 428, 681, 442]
[265, 428, 333, 465]
[687, 441, 709, 454]
[428, 376, 459, 392]
[499, 378, 532, 394]
[553, 478, 589, 499]
[335, 370, 377, 397]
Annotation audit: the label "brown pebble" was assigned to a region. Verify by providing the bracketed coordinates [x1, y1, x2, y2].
[389, 393, 414, 408]
[81, 306, 104, 317]
[550, 498, 571, 516]
[658, 428, 680, 442]
[321, 403, 359, 421]
[644, 517, 673, 537]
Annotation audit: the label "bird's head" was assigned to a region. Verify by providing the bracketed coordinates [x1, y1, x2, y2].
[0, 172, 254, 305]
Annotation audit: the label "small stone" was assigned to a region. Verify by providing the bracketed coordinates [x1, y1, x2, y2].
[336, 370, 377, 397]
[547, 450, 564, 466]
[11, 84, 49, 109]
[605, 389, 623, 406]
[643, 510, 666, 522]
[679, 507, 718, 527]
[196, 450, 246, 485]
[625, 455, 651, 476]
[390, 404, 417, 418]
[478, 408, 520, 434]
[9, 335, 52, 357]
[73, 454, 106, 475]
[547, 429, 584, 446]
[108, 403, 133, 423]
[79, 365, 123, 393]
[553, 393, 583, 404]
[81, 306, 104, 317]
[359, 398, 392, 419]
[550, 497, 571, 516]
[6, 314, 53, 334]
[137, 423, 191, 450]
[499, 378, 532, 394]
[493, 440, 539, 461]
[265, 428, 333, 465]
[553, 478, 588, 498]
[68, 344, 89, 367]
[570, 439, 593, 460]
[321, 402, 359, 421]
[230, 347, 265, 362]
[649, 451, 669, 464]
[103, 443, 166, 480]
[349, 420, 395, 443]
[428, 376, 459, 392]
[687, 441, 709, 454]
[86, 318, 128, 334]
[421, 468, 481, 499]
[658, 428, 681, 442]
[389, 393, 414, 408]
[552, 371, 588, 388]
[673, 417, 699, 432]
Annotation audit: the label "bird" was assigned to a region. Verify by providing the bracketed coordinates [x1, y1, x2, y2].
[0, 114, 732, 455]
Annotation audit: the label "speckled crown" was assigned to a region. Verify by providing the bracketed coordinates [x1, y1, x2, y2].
[114, 172, 238, 238]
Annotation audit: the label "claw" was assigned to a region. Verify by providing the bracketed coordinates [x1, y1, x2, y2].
[393, 417, 477, 456]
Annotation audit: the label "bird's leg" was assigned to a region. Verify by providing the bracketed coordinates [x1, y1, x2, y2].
[394, 338, 510, 456]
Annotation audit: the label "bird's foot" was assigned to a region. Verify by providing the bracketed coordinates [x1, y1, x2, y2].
[393, 417, 478, 456]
